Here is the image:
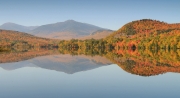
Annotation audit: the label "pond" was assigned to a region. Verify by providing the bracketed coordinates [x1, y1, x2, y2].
[0, 49, 180, 98]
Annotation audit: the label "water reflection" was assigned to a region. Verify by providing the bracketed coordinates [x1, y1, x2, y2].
[0, 48, 180, 76]
[0, 48, 112, 74]
[113, 49, 180, 76]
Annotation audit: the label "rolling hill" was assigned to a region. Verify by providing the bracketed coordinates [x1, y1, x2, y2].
[0, 30, 59, 47]
[78, 30, 113, 40]
[109, 19, 180, 38]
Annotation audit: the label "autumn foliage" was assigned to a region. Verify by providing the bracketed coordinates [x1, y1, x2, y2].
[1, 19, 180, 76]
[0, 30, 59, 47]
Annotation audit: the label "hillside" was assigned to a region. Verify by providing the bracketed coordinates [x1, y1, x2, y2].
[78, 30, 113, 40]
[0, 22, 38, 32]
[110, 19, 180, 38]
[30, 20, 108, 39]
[104, 19, 180, 50]
[0, 30, 59, 47]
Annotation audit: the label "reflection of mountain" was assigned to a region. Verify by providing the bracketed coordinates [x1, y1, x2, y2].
[30, 54, 112, 74]
[0, 50, 112, 74]
[0, 61, 36, 70]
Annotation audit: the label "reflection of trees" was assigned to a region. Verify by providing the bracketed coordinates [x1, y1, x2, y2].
[58, 47, 108, 57]
[59, 45, 180, 76]
[0, 48, 59, 63]
[109, 49, 180, 76]
[0, 47, 10, 52]
[1, 45, 180, 76]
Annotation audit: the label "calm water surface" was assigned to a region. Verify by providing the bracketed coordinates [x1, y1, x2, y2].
[0, 50, 180, 98]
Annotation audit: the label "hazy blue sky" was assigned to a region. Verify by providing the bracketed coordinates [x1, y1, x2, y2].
[0, 0, 180, 30]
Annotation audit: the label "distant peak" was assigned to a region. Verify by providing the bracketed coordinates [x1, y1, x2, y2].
[2, 22, 16, 25]
[64, 20, 76, 22]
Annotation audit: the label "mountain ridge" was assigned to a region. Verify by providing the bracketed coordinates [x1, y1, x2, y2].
[0, 22, 38, 32]
[0, 20, 112, 39]
[30, 20, 109, 39]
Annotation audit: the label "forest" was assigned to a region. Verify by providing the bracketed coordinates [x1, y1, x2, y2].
[59, 19, 180, 51]
[0, 30, 59, 48]
[1, 19, 180, 51]
[57, 19, 180, 76]
[58, 43, 180, 76]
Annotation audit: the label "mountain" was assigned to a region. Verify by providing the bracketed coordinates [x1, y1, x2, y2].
[0, 22, 38, 32]
[78, 30, 113, 40]
[0, 20, 111, 39]
[30, 20, 108, 39]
